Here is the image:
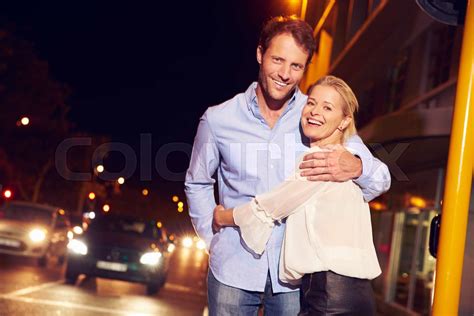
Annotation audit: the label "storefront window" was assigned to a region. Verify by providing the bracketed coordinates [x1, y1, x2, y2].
[393, 210, 436, 315]
[373, 168, 443, 315]
[371, 210, 394, 295]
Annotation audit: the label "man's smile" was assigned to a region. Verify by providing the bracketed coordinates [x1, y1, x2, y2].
[272, 78, 290, 88]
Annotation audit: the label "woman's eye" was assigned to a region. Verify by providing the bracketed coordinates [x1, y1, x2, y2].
[324, 106, 332, 111]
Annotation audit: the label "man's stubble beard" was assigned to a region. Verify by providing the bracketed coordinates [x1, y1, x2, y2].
[257, 69, 296, 109]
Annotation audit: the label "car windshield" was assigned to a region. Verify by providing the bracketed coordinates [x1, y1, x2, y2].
[0, 204, 53, 226]
[88, 217, 159, 239]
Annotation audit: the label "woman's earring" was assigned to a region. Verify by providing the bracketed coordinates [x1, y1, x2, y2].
[337, 126, 343, 132]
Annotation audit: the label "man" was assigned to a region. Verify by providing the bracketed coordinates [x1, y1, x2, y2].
[185, 16, 390, 315]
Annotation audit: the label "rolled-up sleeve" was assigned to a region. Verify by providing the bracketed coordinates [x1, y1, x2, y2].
[185, 111, 220, 248]
[345, 135, 391, 202]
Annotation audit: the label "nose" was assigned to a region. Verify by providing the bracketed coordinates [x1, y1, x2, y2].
[310, 106, 320, 116]
[278, 64, 291, 81]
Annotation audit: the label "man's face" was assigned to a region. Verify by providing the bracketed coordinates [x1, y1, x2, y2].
[257, 33, 309, 104]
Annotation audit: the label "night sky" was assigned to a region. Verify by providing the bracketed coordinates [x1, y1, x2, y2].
[2, 1, 299, 139]
[1, 1, 301, 231]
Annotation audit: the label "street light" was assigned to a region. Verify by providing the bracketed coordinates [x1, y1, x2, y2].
[96, 165, 104, 173]
[88, 192, 96, 200]
[117, 177, 125, 185]
[103, 204, 110, 212]
[172, 195, 179, 202]
[20, 117, 30, 126]
[177, 201, 184, 208]
[142, 189, 149, 196]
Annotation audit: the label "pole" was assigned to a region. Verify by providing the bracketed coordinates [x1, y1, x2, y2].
[432, 0, 474, 314]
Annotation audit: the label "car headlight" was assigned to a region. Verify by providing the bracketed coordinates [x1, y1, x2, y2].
[196, 239, 206, 250]
[72, 226, 83, 234]
[29, 228, 47, 243]
[182, 237, 193, 248]
[67, 239, 88, 255]
[140, 251, 162, 265]
[167, 243, 176, 253]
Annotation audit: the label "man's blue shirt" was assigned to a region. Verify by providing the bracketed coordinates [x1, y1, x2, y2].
[185, 82, 391, 292]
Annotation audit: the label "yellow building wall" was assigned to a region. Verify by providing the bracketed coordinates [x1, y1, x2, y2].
[300, 30, 333, 93]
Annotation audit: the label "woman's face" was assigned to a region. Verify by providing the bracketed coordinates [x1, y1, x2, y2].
[301, 84, 350, 146]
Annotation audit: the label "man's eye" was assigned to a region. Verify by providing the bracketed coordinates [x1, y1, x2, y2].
[292, 64, 304, 71]
[273, 58, 282, 63]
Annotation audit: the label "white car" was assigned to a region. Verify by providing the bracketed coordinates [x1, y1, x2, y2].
[0, 201, 70, 266]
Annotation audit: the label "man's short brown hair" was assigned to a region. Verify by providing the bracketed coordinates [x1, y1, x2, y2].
[258, 16, 315, 66]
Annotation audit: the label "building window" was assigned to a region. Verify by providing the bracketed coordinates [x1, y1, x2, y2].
[304, 0, 329, 29]
[357, 83, 376, 127]
[346, 0, 369, 41]
[387, 51, 409, 112]
[331, 0, 350, 62]
[427, 25, 456, 89]
[376, 168, 443, 315]
[368, 0, 382, 14]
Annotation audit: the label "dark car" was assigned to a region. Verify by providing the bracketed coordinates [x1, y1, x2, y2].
[65, 214, 171, 294]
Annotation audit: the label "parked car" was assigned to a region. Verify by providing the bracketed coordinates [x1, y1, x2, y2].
[65, 214, 171, 295]
[0, 200, 70, 266]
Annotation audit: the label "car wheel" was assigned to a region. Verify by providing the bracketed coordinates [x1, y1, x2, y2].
[38, 244, 53, 267]
[65, 268, 79, 285]
[146, 283, 160, 295]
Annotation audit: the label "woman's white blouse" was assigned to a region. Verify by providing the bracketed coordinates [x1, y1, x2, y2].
[233, 146, 382, 285]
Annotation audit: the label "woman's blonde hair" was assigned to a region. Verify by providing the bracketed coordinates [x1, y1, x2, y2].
[307, 75, 359, 141]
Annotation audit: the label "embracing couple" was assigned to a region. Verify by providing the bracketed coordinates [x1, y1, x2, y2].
[185, 16, 391, 316]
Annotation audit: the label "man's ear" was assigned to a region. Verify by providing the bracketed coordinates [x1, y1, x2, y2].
[257, 46, 263, 64]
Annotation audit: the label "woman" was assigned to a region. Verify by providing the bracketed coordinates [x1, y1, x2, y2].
[213, 75, 381, 315]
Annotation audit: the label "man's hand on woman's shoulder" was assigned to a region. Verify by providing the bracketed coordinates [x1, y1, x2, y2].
[299, 144, 362, 182]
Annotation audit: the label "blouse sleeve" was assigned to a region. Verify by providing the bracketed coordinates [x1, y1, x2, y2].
[233, 199, 275, 255]
[254, 170, 323, 220]
[233, 167, 327, 255]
